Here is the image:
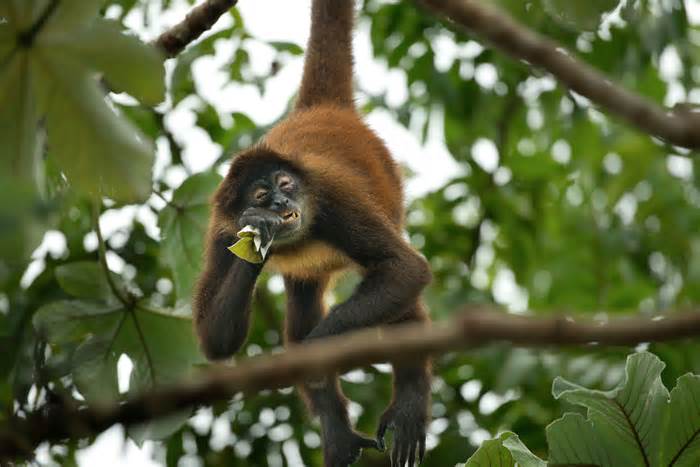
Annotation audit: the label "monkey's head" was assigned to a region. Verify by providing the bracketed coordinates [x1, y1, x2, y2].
[215, 146, 311, 243]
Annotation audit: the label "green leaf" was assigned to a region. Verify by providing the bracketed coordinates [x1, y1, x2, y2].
[159, 171, 222, 302]
[541, 0, 621, 31]
[0, 173, 46, 263]
[72, 337, 120, 405]
[552, 352, 669, 467]
[55, 261, 114, 301]
[36, 51, 154, 202]
[0, 51, 42, 181]
[464, 432, 545, 467]
[662, 374, 700, 467]
[44, 18, 165, 105]
[268, 41, 303, 55]
[547, 413, 614, 466]
[129, 410, 193, 445]
[0, 1, 159, 203]
[46, 0, 103, 29]
[501, 433, 547, 467]
[120, 305, 202, 443]
[37, 298, 203, 433]
[33, 300, 123, 344]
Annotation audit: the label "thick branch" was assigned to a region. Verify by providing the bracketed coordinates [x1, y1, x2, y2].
[153, 0, 238, 58]
[3, 307, 700, 458]
[418, 0, 700, 149]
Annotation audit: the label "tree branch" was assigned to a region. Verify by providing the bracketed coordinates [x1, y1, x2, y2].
[418, 0, 700, 149]
[153, 0, 239, 58]
[3, 307, 700, 458]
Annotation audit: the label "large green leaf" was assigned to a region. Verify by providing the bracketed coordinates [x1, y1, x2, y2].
[552, 352, 669, 466]
[55, 261, 115, 302]
[71, 336, 121, 405]
[43, 18, 165, 105]
[159, 171, 222, 302]
[464, 432, 545, 467]
[662, 374, 700, 467]
[33, 300, 123, 345]
[35, 298, 203, 412]
[121, 306, 203, 444]
[0, 51, 41, 181]
[547, 413, 614, 466]
[37, 52, 154, 202]
[0, 0, 161, 203]
[0, 174, 46, 263]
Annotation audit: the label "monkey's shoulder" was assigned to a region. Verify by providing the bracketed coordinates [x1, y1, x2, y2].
[266, 239, 353, 279]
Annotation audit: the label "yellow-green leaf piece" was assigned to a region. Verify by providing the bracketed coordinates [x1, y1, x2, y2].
[227, 226, 271, 264]
[228, 236, 263, 264]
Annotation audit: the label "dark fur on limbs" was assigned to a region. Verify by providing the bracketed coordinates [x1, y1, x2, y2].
[193, 0, 433, 465]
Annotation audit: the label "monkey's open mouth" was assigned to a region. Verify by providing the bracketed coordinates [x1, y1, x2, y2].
[281, 211, 300, 223]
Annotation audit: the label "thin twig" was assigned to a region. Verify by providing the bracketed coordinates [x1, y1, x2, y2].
[3, 307, 700, 458]
[91, 201, 131, 306]
[418, 0, 700, 149]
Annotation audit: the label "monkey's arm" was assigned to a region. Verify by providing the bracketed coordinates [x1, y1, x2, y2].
[193, 233, 263, 360]
[306, 206, 431, 341]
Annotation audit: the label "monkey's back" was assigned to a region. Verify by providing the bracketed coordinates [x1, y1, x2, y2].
[264, 105, 404, 228]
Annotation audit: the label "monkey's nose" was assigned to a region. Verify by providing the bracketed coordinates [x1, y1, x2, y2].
[271, 198, 289, 210]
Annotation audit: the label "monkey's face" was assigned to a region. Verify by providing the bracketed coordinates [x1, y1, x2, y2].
[247, 169, 306, 240]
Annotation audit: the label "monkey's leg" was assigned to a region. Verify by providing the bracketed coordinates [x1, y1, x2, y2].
[378, 303, 432, 467]
[284, 276, 377, 467]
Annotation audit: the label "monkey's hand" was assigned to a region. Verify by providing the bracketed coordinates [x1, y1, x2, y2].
[321, 415, 378, 467]
[377, 390, 428, 467]
[238, 208, 283, 248]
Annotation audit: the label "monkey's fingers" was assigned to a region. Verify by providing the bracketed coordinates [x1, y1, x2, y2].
[418, 435, 425, 463]
[408, 443, 416, 467]
[357, 434, 380, 451]
[376, 418, 390, 451]
[391, 438, 400, 467]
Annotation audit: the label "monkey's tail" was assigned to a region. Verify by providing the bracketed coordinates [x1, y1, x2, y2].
[295, 0, 355, 110]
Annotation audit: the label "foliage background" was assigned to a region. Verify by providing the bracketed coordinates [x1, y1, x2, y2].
[2, 0, 700, 465]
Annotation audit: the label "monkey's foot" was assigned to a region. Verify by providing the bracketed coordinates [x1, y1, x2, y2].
[321, 420, 378, 467]
[377, 399, 427, 467]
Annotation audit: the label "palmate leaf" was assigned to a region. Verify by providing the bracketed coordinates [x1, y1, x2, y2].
[1, 0, 164, 203]
[34, 261, 204, 440]
[552, 352, 669, 466]
[159, 171, 222, 303]
[463, 431, 546, 467]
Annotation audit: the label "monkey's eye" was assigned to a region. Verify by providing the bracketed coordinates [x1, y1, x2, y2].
[278, 175, 294, 191]
[253, 188, 268, 201]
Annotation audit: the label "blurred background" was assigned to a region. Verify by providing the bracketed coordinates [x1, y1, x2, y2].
[3, 0, 700, 465]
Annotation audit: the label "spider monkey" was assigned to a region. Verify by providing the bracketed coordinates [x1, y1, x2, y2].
[193, 1, 432, 465]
